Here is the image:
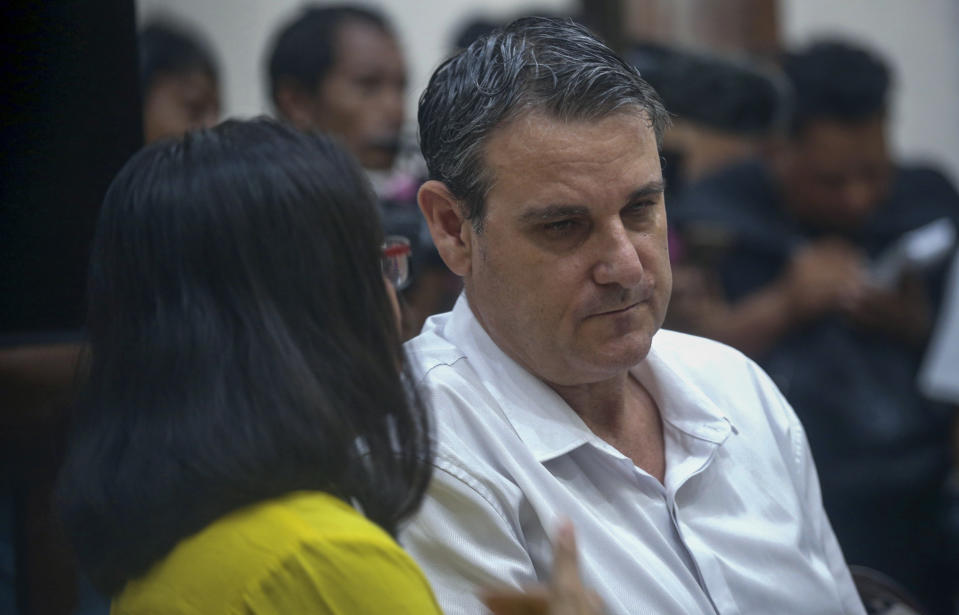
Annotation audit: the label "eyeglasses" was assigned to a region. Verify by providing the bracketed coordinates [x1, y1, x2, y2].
[382, 235, 412, 289]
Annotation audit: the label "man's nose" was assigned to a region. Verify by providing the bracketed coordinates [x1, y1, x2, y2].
[591, 223, 644, 288]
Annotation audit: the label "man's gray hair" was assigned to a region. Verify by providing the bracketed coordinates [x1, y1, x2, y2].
[418, 16, 669, 231]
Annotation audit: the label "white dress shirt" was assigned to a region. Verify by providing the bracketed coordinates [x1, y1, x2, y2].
[401, 295, 865, 615]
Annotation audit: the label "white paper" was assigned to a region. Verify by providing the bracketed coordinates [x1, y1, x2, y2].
[871, 218, 956, 289]
[919, 250, 959, 403]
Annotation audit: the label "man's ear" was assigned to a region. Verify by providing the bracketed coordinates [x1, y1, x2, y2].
[418, 180, 472, 276]
[273, 80, 317, 132]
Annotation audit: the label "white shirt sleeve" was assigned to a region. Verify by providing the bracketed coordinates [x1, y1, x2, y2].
[400, 455, 540, 615]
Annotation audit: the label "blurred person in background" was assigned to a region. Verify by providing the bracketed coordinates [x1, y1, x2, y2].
[670, 39, 959, 614]
[139, 20, 221, 143]
[267, 5, 404, 173]
[628, 43, 789, 199]
[267, 5, 460, 339]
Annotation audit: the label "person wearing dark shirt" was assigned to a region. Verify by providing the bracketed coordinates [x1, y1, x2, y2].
[671, 40, 959, 614]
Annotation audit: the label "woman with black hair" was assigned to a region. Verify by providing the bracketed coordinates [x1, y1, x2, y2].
[55, 118, 440, 613]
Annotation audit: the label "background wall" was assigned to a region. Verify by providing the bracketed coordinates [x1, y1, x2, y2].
[135, 0, 959, 184]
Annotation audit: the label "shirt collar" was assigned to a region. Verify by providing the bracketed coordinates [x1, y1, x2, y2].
[443, 294, 736, 463]
[635, 338, 738, 443]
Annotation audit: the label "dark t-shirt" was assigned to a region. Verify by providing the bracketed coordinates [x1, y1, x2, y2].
[671, 159, 959, 609]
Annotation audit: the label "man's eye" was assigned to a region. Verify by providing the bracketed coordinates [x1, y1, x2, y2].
[625, 200, 655, 215]
[543, 219, 577, 234]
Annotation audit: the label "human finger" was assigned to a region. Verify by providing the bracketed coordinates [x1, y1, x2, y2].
[550, 519, 581, 595]
[482, 588, 549, 615]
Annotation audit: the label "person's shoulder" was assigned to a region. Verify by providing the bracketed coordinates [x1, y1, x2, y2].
[895, 164, 958, 191]
[404, 313, 541, 496]
[113, 492, 394, 613]
[652, 330, 806, 464]
[403, 313, 505, 423]
[117, 492, 439, 614]
[277, 491, 395, 544]
[651, 329, 788, 416]
[891, 165, 959, 210]
[405, 312, 468, 376]
[652, 329, 760, 396]
[185, 491, 392, 550]
[871, 164, 959, 235]
[406, 325, 510, 446]
[653, 328, 752, 368]
[241, 493, 441, 614]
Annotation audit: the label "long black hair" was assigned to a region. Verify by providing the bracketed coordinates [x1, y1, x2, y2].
[56, 118, 432, 595]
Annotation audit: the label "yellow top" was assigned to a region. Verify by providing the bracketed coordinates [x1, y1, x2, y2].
[112, 491, 441, 615]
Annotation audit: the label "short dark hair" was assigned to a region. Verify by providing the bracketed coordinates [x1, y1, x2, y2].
[419, 16, 669, 231]
[267, 5, 391, 105]
[56, 118, 432, 595]
[782, 39, 891, 135]
[628, 43, 790, 136]
[138, 20, 218, 93]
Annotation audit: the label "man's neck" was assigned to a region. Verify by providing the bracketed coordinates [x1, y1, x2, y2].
[550, 372, 632, 432]
[550, 373, 666, 483]
[463, 294, 667, 481]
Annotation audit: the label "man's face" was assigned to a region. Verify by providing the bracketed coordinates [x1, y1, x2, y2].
[143, 69, 220, 144]
[463, 111, 671, 387]
[308, 20, 406, 170]
[778, 115, 892, 230]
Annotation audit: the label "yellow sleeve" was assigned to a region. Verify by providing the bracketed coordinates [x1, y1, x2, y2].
[238, 536, 443, 615]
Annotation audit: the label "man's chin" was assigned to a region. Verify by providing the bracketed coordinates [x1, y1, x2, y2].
[574, 335, 654, 379]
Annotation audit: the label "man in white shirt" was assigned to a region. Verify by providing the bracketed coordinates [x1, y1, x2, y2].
[403, 17, 866, 615]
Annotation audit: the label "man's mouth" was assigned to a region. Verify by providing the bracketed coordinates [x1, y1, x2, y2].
[592, 302, 641, 317]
